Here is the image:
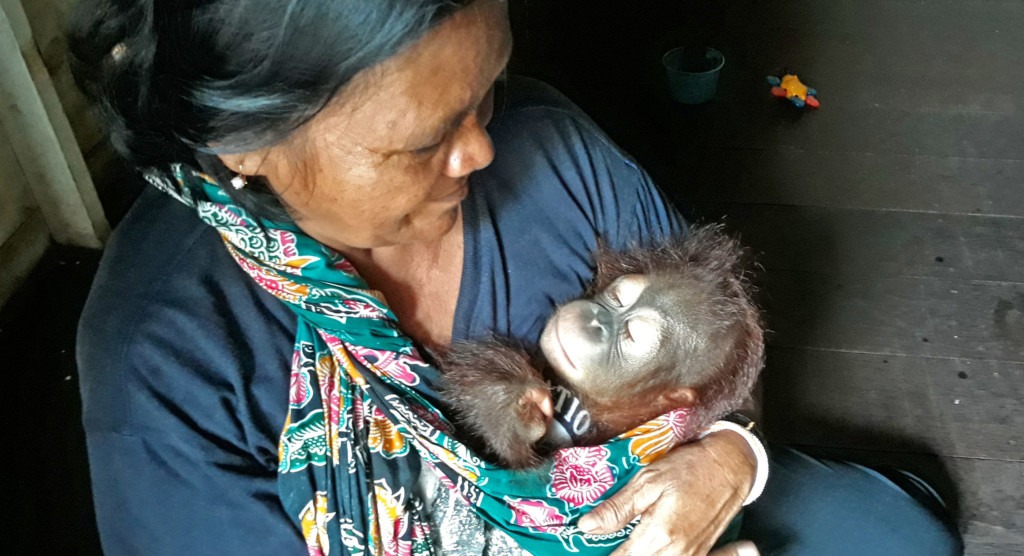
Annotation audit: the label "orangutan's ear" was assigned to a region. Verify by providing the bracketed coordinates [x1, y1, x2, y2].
[658, 387, 698, 410]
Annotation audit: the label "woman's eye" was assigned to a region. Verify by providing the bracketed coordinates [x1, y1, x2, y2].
[478, 85, 497, 125]
[412, 141, 442, 156]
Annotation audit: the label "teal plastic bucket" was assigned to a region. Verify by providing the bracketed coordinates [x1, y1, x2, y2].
[662, 46, 725, 104]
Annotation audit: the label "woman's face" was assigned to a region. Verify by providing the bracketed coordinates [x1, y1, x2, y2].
[233, 0, 512, 253]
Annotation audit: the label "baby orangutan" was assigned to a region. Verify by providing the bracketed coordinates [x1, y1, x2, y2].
[437, 225, 765, 469]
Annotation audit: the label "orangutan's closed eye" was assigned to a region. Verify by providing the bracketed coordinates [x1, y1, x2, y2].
[437, 225, 764, 469]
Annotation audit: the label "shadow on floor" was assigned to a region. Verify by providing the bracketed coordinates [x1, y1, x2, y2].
[2, 247, 103, 555]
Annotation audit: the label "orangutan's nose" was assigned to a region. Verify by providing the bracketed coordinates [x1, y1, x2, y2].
[584, 302, 613, 342]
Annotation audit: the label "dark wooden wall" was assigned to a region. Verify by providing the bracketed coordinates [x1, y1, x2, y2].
[507, 1, 1023, 553]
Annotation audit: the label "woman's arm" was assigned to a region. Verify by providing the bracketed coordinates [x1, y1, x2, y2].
[84, 431, 303, 554]
[78, 191, 304, 554]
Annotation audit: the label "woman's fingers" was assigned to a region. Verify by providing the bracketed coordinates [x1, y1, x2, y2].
[578, 470, 662, 534]
[607, 482, 740, 556]
[582, 432, 757, 555]
[585, 432, 761, 552]
[606, 507, 673, 556]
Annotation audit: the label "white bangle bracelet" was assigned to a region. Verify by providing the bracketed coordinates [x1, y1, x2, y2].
[700, 420, 769, 506]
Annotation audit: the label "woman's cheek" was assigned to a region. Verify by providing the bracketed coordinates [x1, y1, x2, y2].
[408, 151, 454, 201]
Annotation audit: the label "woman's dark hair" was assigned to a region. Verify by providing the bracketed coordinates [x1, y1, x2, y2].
[68, 0, 474, 221]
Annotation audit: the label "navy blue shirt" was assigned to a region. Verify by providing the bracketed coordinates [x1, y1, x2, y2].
[78, 78, 684, 555]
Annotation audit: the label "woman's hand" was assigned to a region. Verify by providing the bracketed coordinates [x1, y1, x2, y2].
[577, 430, 759, 556]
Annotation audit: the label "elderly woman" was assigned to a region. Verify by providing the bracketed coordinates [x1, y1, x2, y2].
[72, 1, 960, 555]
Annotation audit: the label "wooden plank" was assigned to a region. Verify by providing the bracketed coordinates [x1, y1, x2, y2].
[545, 1, 1024, 157]
[514, 1, 1024, 192]
[683, 204, 1024, 283]
[666, 99, 1024, 161]
[721, 0, 1024, 38]
[514, 1, 1024, 116]
[951, 456, 1024, 555]
[670, 2, 1024, 115]
[761, 271, 1024, 362]
[652, 3, 1024, 160]
[761, 347, 1023, 460]
[664, 149, 1024, 217]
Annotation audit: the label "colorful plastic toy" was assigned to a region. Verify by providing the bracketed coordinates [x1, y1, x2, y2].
[767, 74, 820, 109]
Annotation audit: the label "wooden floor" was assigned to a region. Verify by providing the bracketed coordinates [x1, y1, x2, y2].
[509, 0, 1023, 553]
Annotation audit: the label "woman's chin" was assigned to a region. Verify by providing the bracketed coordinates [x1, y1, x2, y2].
[401, 205, 462, 246]
[433, 204, 463, 235]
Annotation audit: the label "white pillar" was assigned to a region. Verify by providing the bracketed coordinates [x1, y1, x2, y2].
[0, 0, 109, 248]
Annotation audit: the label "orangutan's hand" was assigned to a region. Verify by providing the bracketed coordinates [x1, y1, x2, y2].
[577, 430, 759, 556]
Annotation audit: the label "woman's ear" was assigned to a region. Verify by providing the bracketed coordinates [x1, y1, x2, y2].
[217, 151, 269, 177]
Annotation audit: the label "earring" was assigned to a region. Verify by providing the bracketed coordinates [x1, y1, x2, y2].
[230, 165, 247, 190]
[110, 42, 127, 62]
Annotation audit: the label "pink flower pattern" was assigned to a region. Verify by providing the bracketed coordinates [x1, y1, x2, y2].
[550, 446, 615, 507]
[349, 346, 425, 387]
[289, 360, 313, 408]
[342, 299, 383, 319]
[333, 258, 358, 274]
[665, 407, 695, 440]
[234, 255, 308, 304]
[276, 230, 299, 258]
[506, 497, 566, 529]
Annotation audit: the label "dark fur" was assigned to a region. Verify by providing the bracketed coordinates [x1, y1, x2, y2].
[438, 224, 764, 469]
[436, 338, 551, 468]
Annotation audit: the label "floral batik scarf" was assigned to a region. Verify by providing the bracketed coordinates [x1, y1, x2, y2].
[148, 165, 697, 556]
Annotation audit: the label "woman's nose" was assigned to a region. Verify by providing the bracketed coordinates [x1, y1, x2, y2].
[445, 116, 494, 178]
